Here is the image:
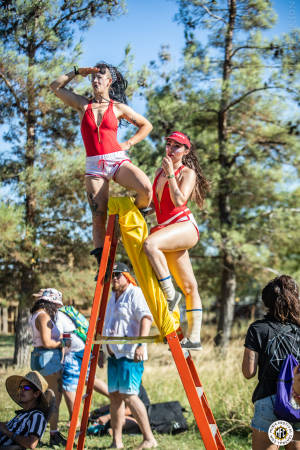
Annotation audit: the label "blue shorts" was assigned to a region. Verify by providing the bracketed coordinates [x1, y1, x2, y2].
[252, 395, 300, 433]
[108, 357, 144, 395]
[31, 348, 62, 376]
[62, 350, 88, 392]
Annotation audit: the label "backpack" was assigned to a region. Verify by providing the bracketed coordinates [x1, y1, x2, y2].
[274, 354, 300, 422]
[147, 401, 188, 434]
[264, 323, 300, 422]
[59, 305, 89, 343]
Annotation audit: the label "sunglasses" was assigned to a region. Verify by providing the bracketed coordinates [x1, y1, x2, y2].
[18, 385, 33, 392]
[112, 272, 122, 279]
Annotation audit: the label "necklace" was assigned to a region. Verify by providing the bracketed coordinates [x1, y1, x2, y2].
[92, 96, 110, 105]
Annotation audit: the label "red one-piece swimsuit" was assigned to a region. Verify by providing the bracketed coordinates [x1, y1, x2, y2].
[151, 165, 199, 237]
[81, 99, 131, 179]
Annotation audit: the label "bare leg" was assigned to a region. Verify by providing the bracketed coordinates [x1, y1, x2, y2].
[286, 431, 300, 450]
[123, 394, 157, 449]
[93, 377, 109, 398]
[63, 390, 80, 427]
[143, 222, 198, 280]
[109, 391, 125, 448]
[165, 250, 201, 310]
[85, 176, 109, 248]
[252, 428, 300, 450]
[114, 162, 152, 209]
[44, 371, 62, 431]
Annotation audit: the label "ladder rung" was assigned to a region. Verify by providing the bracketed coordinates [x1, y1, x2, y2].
[196, 386, 203, 398]
[94, 335, 161, 344]
[209, 423, 217, 437]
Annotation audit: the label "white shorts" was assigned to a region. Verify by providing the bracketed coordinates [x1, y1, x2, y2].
[85, 151, 131, 181]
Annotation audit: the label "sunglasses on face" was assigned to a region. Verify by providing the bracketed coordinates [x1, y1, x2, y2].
[18, 385, 33, 392]
[112, 272, 122, 279]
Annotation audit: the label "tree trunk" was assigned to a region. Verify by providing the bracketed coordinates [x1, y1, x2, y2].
[13, 300, 33, 366]
[2, 306, 8, 334]
[215, 253, 236, 347]
[14, 41, 37, 366]
[215, 0, 237, 348]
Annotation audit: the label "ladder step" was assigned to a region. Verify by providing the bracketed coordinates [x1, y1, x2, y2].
[196, 386, 203, 398]
[94, 335, 161, 344]
[209, 423, 217, 437]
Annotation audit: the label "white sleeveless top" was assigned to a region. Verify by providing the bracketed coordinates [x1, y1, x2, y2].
[30, 311, 61, 347]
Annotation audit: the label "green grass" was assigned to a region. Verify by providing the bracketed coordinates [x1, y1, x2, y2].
[0, 330, 254, 449]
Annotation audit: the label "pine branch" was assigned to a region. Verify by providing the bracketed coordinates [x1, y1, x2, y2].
[224, 86, 278, 112]
[0, 70, 27, 116]
[197, 2, 226, 23]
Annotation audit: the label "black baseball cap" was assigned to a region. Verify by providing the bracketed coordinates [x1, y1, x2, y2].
[113, 262, 130, 273]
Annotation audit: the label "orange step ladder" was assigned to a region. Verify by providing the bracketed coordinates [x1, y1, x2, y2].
[66, 214, 225, 450]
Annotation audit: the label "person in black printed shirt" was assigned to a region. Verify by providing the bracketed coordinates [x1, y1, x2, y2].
[0, 371, 54, 449]
[242, 275, 300, 450]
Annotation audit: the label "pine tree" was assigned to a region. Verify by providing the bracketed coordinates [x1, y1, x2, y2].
[136, 1, 300, 347]
[0, 0, 125, 365]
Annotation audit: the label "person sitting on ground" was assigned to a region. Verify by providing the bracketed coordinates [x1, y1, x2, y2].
[143, 131, 210, 351]
[0, 371, 54, 449]
[103, 261, 157, 449]
[242, 275, 300, 450]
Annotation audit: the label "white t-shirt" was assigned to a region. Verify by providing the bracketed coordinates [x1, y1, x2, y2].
[56, 310, 85, 353]
[103, 283, 153, 360]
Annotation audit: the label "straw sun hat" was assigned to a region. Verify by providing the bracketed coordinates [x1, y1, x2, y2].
[6, 371, 51, 412]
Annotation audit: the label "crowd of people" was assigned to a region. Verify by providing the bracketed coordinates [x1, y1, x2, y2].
[1, 274, 299, 449]
[0, 63, 299, 449]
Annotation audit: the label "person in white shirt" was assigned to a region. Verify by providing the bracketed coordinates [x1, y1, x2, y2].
[103, 262, 157, 449]
[56, 307, 109, 426]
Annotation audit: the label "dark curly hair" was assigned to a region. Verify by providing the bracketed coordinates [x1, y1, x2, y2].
[179, 133, 210, 208]
[30, 300, 59, 322]
[95, 62, 128, 105]
[262, 275, 300, 326]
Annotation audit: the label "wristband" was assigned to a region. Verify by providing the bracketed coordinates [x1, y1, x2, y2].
[74, 65, 79, 76]
[137, 343, 143, 348]
[167, 174, 175, 179]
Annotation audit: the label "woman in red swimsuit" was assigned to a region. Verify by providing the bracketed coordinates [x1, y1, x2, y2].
[50, 63, 152, 274]
[143, 132, 209, 351]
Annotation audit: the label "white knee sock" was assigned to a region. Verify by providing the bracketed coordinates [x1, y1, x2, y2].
[158, 275, 175, 301]
[186, 309, 202, 343]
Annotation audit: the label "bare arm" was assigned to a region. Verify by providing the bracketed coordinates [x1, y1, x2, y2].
[116, 103, 153, 150]
[0, 423, 39, 449]
[49, 67, 99, 112]
[242, 348, 258, 379]
[162, 156, 196, 207]
[35, 314, 61, 349]
[134, 315, 152, 362]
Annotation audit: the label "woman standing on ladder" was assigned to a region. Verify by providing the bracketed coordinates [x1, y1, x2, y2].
[143, 131, 209, 351]
[50, 62, 152, 275]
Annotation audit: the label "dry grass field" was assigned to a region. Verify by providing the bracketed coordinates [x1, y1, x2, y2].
[0, 325, 255, 449]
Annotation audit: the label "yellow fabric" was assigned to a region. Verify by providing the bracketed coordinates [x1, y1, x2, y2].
[108, 197, 180, 338]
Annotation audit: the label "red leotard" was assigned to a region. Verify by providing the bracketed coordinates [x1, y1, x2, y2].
[151, 165, 199, 238]
[80, 100, 122, 157]
[152, 166, 190, 224]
